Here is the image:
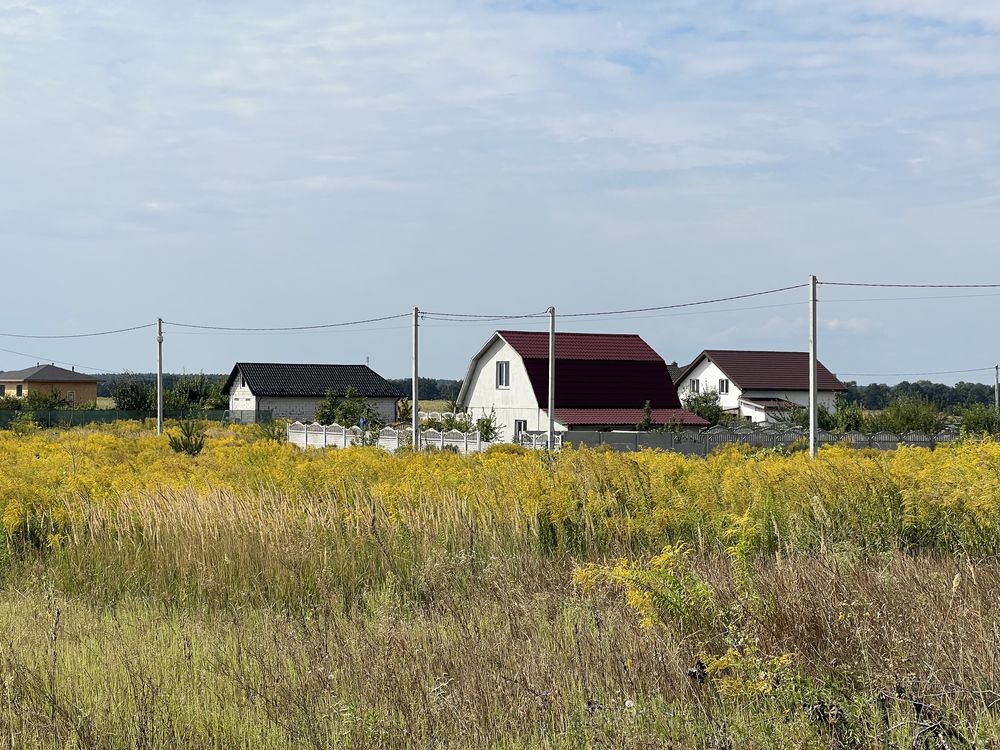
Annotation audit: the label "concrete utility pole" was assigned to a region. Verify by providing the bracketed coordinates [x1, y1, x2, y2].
[156, 318, 164, 436]
[808, 276, 818, 458]
[412, 306, 420, 450]
[995, 364, 999, 414]
[548, 306, 556, 450]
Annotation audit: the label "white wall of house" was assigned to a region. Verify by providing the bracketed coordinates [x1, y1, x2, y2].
[678, 359, 742, 410]
[228, 379, 257, 412]
[230, 388, 397, 423]
[737, 390, 839, 423]
[677, 357, 840, 424]
[256, 396, 397, 423]
[460, 337, 549, 442]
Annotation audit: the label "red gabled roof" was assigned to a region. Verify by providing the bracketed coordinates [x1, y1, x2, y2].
[551, 408, 710, 427]
[498, 331, 662, 361]
[493, 330, 683, 410]
[678, 350, 846, 392]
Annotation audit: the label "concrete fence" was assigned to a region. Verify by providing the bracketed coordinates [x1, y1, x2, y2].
[561, 426, 966, 454]
[287, 422, 491, 453]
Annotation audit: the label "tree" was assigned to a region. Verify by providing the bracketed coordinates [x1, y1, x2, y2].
[397, 398, 412, 422]
[636, 400, 655, 431]
[314, 387, 380, 428]
[110, 375, 155, 411]
[681, 390, 726, 426]
[23, 389, 66, 410]
[863, 396, 946, 435]
[960, 403, 1000, 435]
[164, 374, 227, 412]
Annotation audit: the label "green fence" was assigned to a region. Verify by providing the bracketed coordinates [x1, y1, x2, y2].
[0, 410, 272, 430]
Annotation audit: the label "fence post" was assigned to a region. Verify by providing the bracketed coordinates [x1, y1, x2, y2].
[464, 432, 469, 454]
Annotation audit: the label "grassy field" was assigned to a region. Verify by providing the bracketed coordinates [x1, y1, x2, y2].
[1, 425, 999, 748]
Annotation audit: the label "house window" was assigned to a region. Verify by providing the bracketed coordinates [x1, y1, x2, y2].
[0, 384, 4, 396]
[67, 391, 76, 406]
[15, 385, 22, 397]
[688, 378, 699, 394]
[240, 374, 246, 388]
[514, 419, 527, 439]
[718, 379, 729, 394]
[496, 361, 510, 389]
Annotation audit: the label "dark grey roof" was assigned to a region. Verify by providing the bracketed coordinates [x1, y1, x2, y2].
[222, 363, 403, 398]
[666, 360, 692, 385]
[0, 364, 99, 383]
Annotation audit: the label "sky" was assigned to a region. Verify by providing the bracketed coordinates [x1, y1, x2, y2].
[2, 0, 999, 384]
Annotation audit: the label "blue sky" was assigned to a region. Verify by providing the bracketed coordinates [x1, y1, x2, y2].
[2, 0, 999, 383]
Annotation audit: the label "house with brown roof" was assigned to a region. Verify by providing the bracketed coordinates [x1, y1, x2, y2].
[0, 364, 100, 407]
[674, 350, 847, 424]
[455, 331, 709, 442]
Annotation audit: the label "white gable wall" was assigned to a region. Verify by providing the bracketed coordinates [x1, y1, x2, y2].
[228, 377, 257, 412]
[460, 337, 548, 442]
[678, 359, 742, 410]
[676, 356, 840, 424]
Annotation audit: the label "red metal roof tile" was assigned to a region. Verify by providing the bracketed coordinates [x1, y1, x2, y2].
[678, 350, 846, 392]
[498, 331, 662, 361]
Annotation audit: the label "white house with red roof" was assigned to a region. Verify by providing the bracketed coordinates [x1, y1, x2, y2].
[455, 330, 708, 442]
[674, 350, 847, 424]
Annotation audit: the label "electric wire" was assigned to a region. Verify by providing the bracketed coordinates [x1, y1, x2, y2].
[823, 282, 1000, 289]
[0, 322, 155, 339]
[558, 283, 808, 318]
[164, 312, 411, 332]
[838, 367, 995, 378]
[0, 345, 114, 373]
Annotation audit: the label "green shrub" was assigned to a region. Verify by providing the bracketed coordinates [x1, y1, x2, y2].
[168, 419, 207, 456]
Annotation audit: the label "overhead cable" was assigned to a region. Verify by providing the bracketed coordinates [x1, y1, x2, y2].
[0, 322, 155, 339]
[0, 345, 114, 373]
[559, 283, 808, 318]
[838, 367, 995, 377]
[164, 312, 411, 332]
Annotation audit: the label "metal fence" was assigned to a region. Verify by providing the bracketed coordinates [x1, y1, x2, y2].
[0, 409, 271, 430]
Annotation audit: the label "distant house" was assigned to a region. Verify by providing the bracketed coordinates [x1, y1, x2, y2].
[455, 330, 709, 442]
[675, 350, 847, 424]
[222, 363, 403, 423]
[0, 364, 99, 406]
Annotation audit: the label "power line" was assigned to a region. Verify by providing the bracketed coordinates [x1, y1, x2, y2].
[421, 310, 549, 320]
[0, 345, 115, 373]
[559, 283, 808, 318]
[838, 367, 995, 378]
[164, 312, 411, 332]
[823, 282, 1000, 289]
[823, 291, 1000, 303]
[0, 322, 155, 339]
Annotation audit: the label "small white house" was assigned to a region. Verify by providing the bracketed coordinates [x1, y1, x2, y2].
[455, 330, 708, 442]
[675, 350, 847, 424]
[222, 362, 402, 423]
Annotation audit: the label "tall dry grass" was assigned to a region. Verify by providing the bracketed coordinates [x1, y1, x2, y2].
[0, 427, 998, 746]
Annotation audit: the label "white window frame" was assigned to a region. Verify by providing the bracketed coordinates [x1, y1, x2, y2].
[513, 419, 527, 438]
[496, 361, 510, 389]
[67, 390, 76, 406]
[688, 378, 699, 394]
[718, 378, 729, 394]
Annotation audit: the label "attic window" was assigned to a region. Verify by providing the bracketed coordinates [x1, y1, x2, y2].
[688, 378, 699, 394]
[240, 374, 246, 388]
[718, 379, 729, 394]
[496, 361, 510, 389]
